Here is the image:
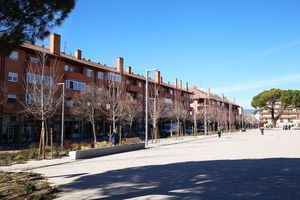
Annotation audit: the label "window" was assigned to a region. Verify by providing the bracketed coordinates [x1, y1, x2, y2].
[7, 94, 17, 103]
[26, 72, 53, 86]
[64, 65, 75, 72]
[65, 80, 86, 91]
[9, 115, 17, 122]
[138, 81, 142, 88]
[164, 98, 173, 104]
[107, 72, 121, 82]
[98, 71, 104, 80]
[27, 92, 42, 104]
[8, 72, 18, 82]
[64, 65, 69, 72]
[86, 69, 93, 77]
[30, 57, 39, 64]
[137, 93, 143, 100]
[9, 51, 19, 61]
[65, 100, 73, 107]
[169, 89, 173, 95]
[126, 79, 131, 85]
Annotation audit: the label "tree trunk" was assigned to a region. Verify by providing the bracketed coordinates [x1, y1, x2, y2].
[45, 122, 48, 147]
[177, 121, 180, 137]
[50, 128, 53, 159]
[92, 119, 97, 144]
[41, 120, 45, 159]
[112, 113, 116, 131]
[129, 122, 132, 136]
[271, 119, 277, 128]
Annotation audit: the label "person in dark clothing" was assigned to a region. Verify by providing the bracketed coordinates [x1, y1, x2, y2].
[288, 125, 291, 131]
[217, 124, 223, 138]
[115, 130, 120, 145]
[259, 123, 264, 135]
[110, 129, 117, 145]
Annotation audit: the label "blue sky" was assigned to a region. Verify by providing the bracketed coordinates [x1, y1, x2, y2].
[40, 0, 300, 108]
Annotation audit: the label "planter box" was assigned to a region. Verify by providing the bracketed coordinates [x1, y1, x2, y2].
[69, 143, 145, 160]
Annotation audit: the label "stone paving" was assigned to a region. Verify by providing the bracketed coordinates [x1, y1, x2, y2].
[1, 129, 300, 199]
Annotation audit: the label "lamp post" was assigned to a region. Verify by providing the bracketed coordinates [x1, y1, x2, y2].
[193, 100, 198, 135]
[145, 68, 157, 147]
[58, 82, 65, 147]
[204, 95, 207, 135]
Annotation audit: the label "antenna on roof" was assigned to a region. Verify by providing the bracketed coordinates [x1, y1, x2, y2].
[63, 41, 67, 53]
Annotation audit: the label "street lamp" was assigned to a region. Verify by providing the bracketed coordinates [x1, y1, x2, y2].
[57, 82, 65, 147]
[145, 68, 157, 147]
[204, 93, 207, 135]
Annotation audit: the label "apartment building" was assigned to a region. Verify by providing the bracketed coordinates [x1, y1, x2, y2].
[190, 87, 242, 131]
[0, 33, 193, 144]
[260, 106, 300, 128]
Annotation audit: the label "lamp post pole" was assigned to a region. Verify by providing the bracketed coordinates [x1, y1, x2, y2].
[145, 69, 157, 147]
[204, 96, 207, 135]
[58, 83, 65, 147]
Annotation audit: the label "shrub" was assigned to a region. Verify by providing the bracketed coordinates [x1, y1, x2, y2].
[94, 141, 112, 149]
[15, 151, 26, 160]
[62, 140, 72, 150]
[70, 143, 81, 151]
[24, 182, 36, 192]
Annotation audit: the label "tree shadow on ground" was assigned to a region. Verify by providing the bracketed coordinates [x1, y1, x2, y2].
[60, 158, 300, 200]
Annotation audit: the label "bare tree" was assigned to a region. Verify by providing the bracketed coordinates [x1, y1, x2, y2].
[22, 51, 63, 159]
[171, 90, 189, 136]
[148, 83, 166, 141]
[123, 96, 143, 136]
[216, 106, 228, 129]
[72, 84, 102, 144]
[206, 102, 218, 132]
[100, 80, 127, 132]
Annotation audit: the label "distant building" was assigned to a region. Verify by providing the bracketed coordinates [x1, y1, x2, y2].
[190, 87, 242, 132]
[261, 106, 300, 128]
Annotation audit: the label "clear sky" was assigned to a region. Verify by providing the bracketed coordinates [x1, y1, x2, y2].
[40, 0, 300, 108]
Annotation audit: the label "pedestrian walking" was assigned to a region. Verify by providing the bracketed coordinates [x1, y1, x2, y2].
[110, 129, 117, 145]
[259, 123, 264, 135]
[217, 124, 222, 138]
[288, 125, 291, 131]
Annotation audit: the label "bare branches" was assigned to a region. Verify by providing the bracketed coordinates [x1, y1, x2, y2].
[72, 84, 101, 143]
[123, 96, 143, 135]
[22, 51, 63, 121]
[20, 51, 64, 159]
[99, 80, 127, 130]
[170, 89, 189, 134]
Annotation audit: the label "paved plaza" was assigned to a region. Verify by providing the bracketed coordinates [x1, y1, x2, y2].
[1, 129, 300, 199]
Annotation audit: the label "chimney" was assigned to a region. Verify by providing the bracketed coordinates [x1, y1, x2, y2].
[155, 71, 161, 83]
[50, 33, 61, 55]
[186, 82, 189, 91]
[127, 66, 132, 74]
[117, 57, 123, 73]
[208, 88, 211, 96]
[160, 76, 163, 83]
[175, 78, 178, 89]
[75, 50, 82, 59]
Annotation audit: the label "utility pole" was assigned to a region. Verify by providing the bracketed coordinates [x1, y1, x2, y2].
[204, 96, 207, 135]
[229, 103, 231, 132]
[145, 69, 157, 147]
[193, 100, 198, 135]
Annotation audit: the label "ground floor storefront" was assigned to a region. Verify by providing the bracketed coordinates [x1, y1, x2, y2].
[0, 114, 145, 146]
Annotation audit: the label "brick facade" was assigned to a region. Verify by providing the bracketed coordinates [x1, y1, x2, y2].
[0, 33, 193, 144]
